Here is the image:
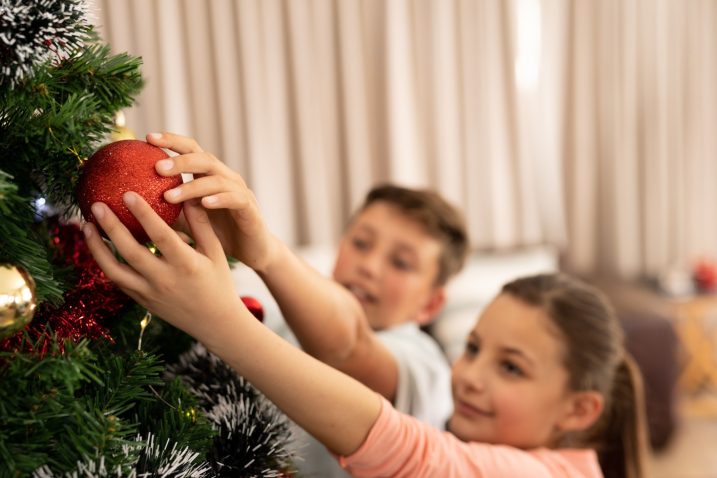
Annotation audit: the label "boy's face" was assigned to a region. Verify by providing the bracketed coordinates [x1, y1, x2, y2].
[332, 201, 445, 330]
[448, 294, 580, 448]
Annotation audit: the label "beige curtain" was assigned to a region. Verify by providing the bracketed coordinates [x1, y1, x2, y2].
[89, 0, 566, 252]
[562, 0, 717, 279]
[89, 0, 716, 279]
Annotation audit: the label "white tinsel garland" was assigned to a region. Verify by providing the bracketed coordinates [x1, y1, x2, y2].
[0, 0, 89, 86]
[167, 342, 298, 477]
[31, 433, 212, 478]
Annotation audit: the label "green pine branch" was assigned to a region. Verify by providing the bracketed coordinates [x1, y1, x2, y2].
[0, 170, 64, 303]
[0, 335, 213, 476]
[0, 39, 143, 210]
[0, 29, 143, 301]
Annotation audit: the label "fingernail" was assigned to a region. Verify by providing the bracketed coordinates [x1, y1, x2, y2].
[166, 188, 181, 200]
[204, 195, 218, 205]
[123, 191, 136, 206]
[91, 202, 105, 219]
[148, 132, 162, 140]
[156, 159, 174, 171]
[82, 223, 92, 238]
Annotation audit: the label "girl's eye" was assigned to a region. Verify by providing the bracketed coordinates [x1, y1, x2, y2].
[501, 360, 524, 377]
[464, 341, 479, 357]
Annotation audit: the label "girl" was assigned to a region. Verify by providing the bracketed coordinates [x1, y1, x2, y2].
[83, 192, 648, 478]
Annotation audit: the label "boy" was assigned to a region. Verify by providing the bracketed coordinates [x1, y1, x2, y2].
[147, 132, 468, 475]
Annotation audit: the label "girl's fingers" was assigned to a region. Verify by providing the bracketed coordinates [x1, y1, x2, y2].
[176, 230, 193, 244]
[164, 175, 242, 205]
[155, 152, 242, 187]
[172, 210, 190, 235]
[182, 199, 226, 261]
[82, 221, 149, 292]
[121, 192, 190, 265]
[146, 132, 204, 155]
[89, 201, 158, 272]
[201, 191, 250, 210]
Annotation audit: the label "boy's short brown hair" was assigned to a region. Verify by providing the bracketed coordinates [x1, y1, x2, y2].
[354, 184, 469, 286]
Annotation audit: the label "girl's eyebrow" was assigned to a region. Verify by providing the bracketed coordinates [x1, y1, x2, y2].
[469, 330, 536, 366]
[501, 347, 535, 366]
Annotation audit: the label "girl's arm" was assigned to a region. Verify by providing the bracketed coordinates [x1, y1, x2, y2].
[147, 132, 399, 400]
[83, 192, 381, 456]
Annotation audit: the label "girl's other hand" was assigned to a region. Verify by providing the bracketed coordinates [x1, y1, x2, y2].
[146, 132, 278, 272]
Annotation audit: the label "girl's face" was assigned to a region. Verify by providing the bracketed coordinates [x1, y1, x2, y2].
[449, 293, 579, 449]
[332, 202, 444, 330]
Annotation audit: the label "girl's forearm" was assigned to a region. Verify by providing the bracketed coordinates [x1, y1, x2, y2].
[208, 308, 382, 456]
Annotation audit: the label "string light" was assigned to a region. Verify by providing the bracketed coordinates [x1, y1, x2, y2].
[137, 310, 152, 351]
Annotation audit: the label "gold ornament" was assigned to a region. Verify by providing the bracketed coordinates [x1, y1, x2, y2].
[110, 111, 136, 141]
[0, 264, 37, 339]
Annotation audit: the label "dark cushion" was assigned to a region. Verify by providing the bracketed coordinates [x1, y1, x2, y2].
[620, 310, 679, 450]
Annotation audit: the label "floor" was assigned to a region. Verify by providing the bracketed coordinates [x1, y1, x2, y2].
[651, 396, 717, 478]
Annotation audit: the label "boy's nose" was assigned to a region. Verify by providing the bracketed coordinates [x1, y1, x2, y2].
[357, 251, 383, 278]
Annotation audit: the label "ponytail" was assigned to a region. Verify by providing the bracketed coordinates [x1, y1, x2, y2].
[596, 355, 649, 478]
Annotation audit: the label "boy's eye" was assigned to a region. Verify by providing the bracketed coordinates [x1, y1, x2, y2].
[391, 256, 414, 271]
[500, 360, 524, 377]
[351, 237, 370, 250]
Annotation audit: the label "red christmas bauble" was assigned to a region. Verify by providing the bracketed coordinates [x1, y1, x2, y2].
[240, 296, 264, 322]
[77, 140, 183, 243]
[694, 259, 717, 292]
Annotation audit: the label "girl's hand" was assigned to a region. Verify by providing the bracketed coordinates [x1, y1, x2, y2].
[83, 191, 246, 349]
[84, 192, 383, 457]
[147, 132, 278, 272]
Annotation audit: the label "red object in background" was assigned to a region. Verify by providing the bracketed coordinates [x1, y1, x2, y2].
[694, 258, 717, 292]
[77, 139, 183, 244]
[240, 296, 264, 322]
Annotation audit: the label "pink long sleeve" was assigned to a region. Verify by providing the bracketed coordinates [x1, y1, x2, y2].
[338, 396, 603, 478]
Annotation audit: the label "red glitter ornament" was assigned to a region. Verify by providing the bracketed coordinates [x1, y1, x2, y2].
[77, 140, 183, 243]
[240, 296, 264, 322]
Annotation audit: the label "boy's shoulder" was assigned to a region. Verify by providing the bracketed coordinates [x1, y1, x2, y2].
[377, 323, 452, 428]
[376, 322, 441, 349]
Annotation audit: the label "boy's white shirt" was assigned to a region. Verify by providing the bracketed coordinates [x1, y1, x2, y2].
[267, 318, 453, 477]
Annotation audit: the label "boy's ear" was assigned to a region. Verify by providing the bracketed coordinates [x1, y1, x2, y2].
[556, 391, 604, 433]
[415, 287, 446, 326]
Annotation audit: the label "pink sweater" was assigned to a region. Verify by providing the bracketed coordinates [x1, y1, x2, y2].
[337, 397, 603, 478]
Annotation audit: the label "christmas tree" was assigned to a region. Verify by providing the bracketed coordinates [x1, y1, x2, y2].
[0, 1, 296, 476]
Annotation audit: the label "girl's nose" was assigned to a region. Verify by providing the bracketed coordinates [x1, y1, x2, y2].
[456, 358, 488, 393]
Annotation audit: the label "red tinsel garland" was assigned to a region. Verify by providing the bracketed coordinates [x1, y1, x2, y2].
[0, 220, 131, 356]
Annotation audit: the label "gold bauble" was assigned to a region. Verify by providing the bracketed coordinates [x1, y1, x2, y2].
[0, 264, 37, 339]
[110, 111, 136, 141]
